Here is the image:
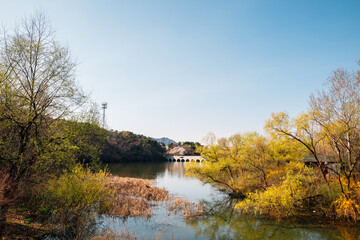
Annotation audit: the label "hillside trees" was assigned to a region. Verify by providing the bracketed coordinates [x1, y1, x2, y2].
[64, 103, 107, 168]
[0, 12, 86, 231]
[101, 131, 166, 163]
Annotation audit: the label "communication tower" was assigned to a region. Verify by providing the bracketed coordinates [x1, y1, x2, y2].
[101, 102, 107, 128]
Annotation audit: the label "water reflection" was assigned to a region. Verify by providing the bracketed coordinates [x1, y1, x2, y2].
[188, 198, 360, 240]
[108, 162, 188, 179]
[109, 162, 222, 203]
[108, 162, 166, 179]
[106, 162, 360, 240]
[156, 162, 221, 203]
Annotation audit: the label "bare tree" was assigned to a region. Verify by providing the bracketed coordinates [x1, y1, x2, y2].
[309, 68, 360, 192]
[0, 12, 86, 233]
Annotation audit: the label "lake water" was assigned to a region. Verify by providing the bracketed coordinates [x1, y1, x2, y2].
[96, 162, 360, 240]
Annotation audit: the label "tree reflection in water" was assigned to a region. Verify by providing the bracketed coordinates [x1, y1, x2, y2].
[107, 162, 360, 240]
[108, 162, 166, 179]
[186, 198, 360, 240]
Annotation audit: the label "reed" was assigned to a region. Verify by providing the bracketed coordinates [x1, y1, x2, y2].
[106, 175, 169, 218]
[91, 228, 137, 240]
[105, 175, 207, 220]
[109, 195, 151, 218]
[167, 197, 207, 219]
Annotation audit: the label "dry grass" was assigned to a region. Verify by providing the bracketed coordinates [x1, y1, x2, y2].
[106, 175, 169, 218]
[167, 197, 207, 219]
[0, 174, 207, 239]
[109, 195, 151, 217]
[91, 228, 137, 240]
[107, 175, 169, 201]
[90, 228, 169, 240]
[105, 175, 207, 220]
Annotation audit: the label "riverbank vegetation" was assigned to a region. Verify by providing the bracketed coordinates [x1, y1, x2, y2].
[0, 12, 109, 238]
[0, 12, 171, 239]
[0, 11, 89, 236]
[187, 60, 360, 223]
[3, 9, 360, 239]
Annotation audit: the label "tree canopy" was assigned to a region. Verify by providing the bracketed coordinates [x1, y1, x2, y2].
[101, 131, 166, 163]
[0, 12, 87, 232]
[188, 61, 360, 221]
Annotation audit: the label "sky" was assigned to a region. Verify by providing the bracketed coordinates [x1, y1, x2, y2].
[1, 0, 360, 143]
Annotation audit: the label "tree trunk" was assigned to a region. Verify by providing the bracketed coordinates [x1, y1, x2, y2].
[0, 191, 10, 236]
[0, 178, 16, 236]
[0, 202, 9, 236]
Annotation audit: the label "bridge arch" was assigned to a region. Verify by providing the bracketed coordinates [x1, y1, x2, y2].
[165, 156, 205, 162]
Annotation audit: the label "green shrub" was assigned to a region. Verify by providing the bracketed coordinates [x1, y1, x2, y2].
[40, 164, 114, 237]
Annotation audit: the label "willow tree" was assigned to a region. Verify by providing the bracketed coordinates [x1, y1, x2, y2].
[186, 132, 306, 197]
[0, 12, 86, 232]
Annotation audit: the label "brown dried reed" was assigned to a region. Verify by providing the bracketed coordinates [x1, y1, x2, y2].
[106, 175, 207, 220]
[107, 175, 169, 201]
[167, 197, 207, 219]
[106, 175, 169, 217]
[90, 228, 137, 240]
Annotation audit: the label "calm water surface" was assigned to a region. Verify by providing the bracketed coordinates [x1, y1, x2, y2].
[96, 162, 360, 240]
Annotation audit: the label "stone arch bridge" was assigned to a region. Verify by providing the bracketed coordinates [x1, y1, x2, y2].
[166, 155, 204, 162]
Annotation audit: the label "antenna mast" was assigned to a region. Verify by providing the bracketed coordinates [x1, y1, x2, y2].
[101, 102, 107, 128]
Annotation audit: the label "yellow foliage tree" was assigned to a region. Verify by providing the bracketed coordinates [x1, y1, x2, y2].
[186, 132, 306, 198]
[265, 61, 360, 221]
[236, 162, 318, 218]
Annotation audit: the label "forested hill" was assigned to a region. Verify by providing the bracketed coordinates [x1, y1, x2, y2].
[152, 137, 176, 146]
[101, 131, 166, 163]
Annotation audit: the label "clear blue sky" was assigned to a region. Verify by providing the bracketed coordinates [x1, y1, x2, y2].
[1, 0, 360, 142]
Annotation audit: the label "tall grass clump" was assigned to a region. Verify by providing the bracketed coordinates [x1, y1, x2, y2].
[167, 197, 207, 219]
[90, 228, 137, 240]
[39, 164, 113, 238]
[106, 176, 169, 217]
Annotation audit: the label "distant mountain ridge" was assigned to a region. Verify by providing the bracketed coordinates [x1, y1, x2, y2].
[153, 137, 176, 146]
